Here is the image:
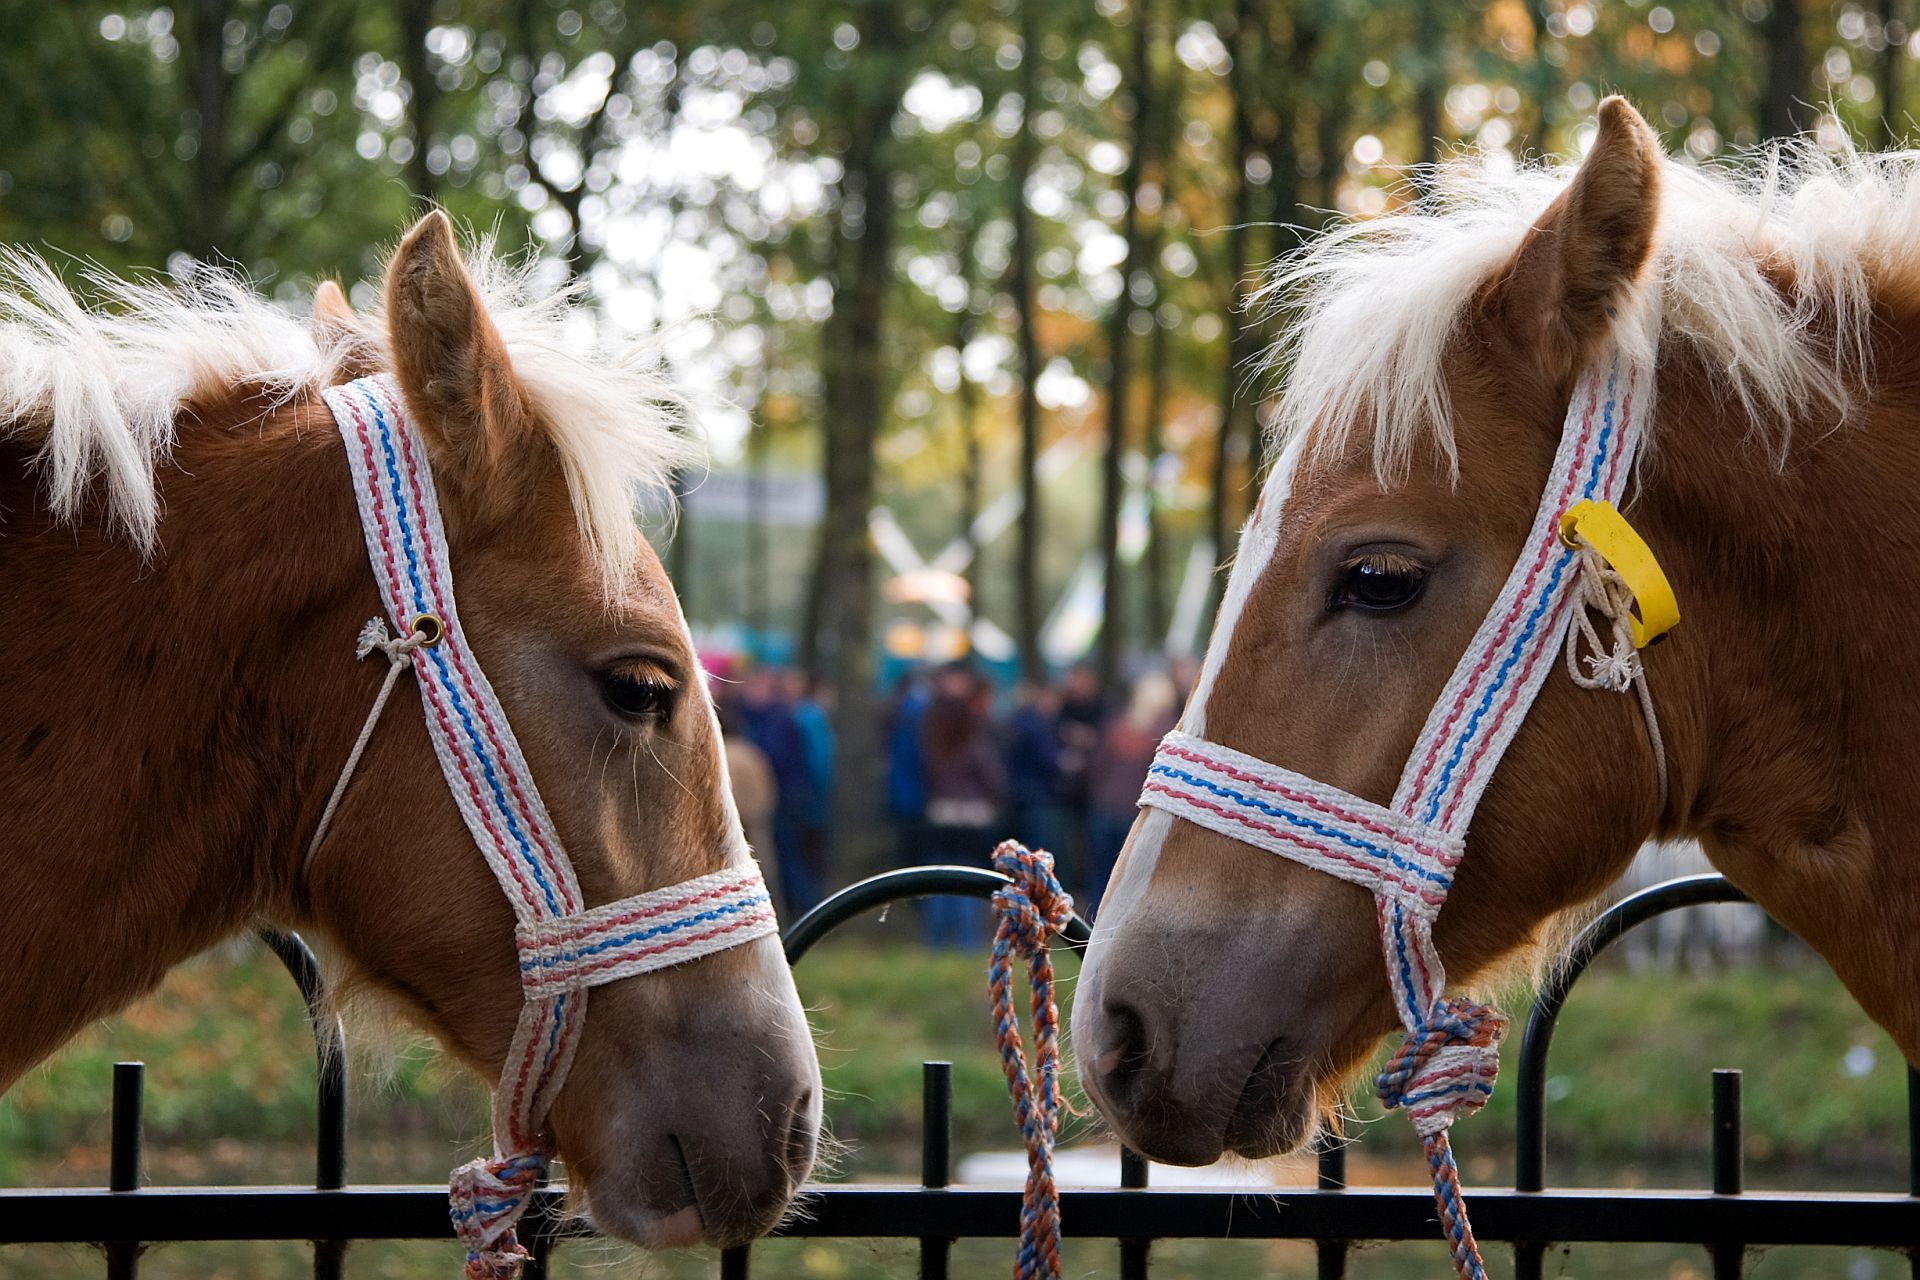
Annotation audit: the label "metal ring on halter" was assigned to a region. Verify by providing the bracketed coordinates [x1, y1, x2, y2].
[408, 612, 446, 647]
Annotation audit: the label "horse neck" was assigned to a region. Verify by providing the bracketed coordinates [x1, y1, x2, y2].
[0, 390, 373, 1087]
[1641, 314, 1920, 1057]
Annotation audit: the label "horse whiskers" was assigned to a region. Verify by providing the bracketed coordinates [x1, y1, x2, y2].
[639, 733, 695, 799]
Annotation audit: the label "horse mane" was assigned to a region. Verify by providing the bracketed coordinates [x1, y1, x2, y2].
[1263, 138, 1920, 482]
[0, 237, 695, 590]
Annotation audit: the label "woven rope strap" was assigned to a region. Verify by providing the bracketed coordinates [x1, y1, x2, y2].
[518, 868, 778, 1000]
[988, 841, 1073, 1280]
[321, 374, 777, 1279]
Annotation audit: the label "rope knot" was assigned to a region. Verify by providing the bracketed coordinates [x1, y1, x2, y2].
[990, 841, 1073, 956]
[1375, 998, 1507, 1138]
[449, 1147, 550, 1280]
[356, 616, 428, 666]
[1565, 540, 1671, 811]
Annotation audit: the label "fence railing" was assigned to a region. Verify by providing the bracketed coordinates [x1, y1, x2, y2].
[3, 872, 1917, 1278]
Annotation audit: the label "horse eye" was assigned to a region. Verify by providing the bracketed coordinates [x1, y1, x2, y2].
[603, 670, 674, 722]
[1332, 554, 1428, 614]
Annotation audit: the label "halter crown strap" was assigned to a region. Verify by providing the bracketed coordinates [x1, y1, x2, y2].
[1139, 344, 1658, 1280]
[319, 375, 777, 1278]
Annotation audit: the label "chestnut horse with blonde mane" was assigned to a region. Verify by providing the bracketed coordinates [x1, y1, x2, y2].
[1080, 97, 1920, 1170]
[0, 212, 818, 1249]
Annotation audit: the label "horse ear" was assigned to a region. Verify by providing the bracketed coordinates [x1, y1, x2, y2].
[312, 281, 381, 383]
[1482, 96, 1662, 383]
[382, 211, 535, 479]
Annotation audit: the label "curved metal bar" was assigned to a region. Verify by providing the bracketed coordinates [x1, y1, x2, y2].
[783, 866, 1093, 964]
[1512, 874, 1752, 1192]
[257, 930, 350, 1192]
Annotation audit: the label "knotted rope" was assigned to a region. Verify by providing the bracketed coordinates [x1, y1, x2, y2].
[1375, 998, 1507, 1280]
[448, 1148, 548, 1279]
[1564, 539, 1669, 812]
[988, 841, 1073, 1280]
[303, 617, 431, 875]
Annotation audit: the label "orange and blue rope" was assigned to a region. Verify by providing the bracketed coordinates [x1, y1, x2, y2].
[988, 841, 1073, 1280]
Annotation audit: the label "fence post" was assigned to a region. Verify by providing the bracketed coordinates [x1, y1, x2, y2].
[1710, 1068, 1743, 1280]
[1314, 1130, 1347, 1280]
[920, 1060, 952, 1280]
[1118, 1146, 1150, 1280]
[107, 1062, 143, 1280]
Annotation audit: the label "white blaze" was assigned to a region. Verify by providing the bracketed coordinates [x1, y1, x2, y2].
[1094, 432, 1310, 934]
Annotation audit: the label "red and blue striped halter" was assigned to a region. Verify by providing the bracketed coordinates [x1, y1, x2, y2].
[319, 374, 777, 1279]
[1140, 346, 1654, 1279]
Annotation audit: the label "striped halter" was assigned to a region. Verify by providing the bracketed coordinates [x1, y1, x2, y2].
[1141, 344, 1661, 1279]
[317, 375, 778, 1279]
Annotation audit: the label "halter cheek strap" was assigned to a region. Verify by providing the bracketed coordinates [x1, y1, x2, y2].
[318, 374, 778, 1280]
[1141, 346, 1666, 1280]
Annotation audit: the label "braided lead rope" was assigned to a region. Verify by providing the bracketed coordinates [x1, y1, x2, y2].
[988, 841, 1073, 1280]
[1374, 998, 1506, 1280]
[1563, 540, 1670, 812]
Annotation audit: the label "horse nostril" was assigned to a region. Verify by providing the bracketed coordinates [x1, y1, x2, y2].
[1094, 999, 1153, 1109]
[779, 1086, 818, 1182]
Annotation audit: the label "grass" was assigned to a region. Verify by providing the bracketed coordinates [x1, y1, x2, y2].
[1, 915, 1912, 1278]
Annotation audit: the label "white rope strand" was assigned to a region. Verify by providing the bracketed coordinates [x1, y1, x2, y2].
[1563, 542, 1669, 813]
[303, 618, 427, 876]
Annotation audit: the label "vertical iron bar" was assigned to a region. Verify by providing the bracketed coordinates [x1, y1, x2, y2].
[919, 1061, 952, 1280]
[107, 1062, 143, 1280]
[1313, 1131, 1347, 1280]
[109, 1064, 143, 1193]
[1908, 1065, 1919, 1198]
[313, 1024, 346, 1280]
[1119, 1147, 1150, 1280]
[1711, 1068, 1743, 1280]
[258, 930, 351, 1280]
[1908, 1067, 1918, 1280]
[1712, 1069, 1743, 1194]
[719, 1247, 750, 1280]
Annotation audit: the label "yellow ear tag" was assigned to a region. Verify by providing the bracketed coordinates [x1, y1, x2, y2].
[1558, 500, 1680, 648]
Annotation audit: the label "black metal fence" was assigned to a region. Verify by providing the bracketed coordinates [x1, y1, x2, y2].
[3, 871, 1917, 1278]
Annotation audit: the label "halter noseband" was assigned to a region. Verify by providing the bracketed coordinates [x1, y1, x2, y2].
[316, 374, 777, 1279]
[1140, 344, 1673, 1279]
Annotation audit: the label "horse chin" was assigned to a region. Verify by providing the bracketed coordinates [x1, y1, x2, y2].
[582, 1190, 707, 1250]
[1221, 1041, 1323, 1160]
[574, 1105, 818, 1250]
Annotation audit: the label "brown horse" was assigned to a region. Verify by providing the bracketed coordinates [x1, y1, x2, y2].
[0, 213, 819, 1247]
[1077, 97, 1920, 1165]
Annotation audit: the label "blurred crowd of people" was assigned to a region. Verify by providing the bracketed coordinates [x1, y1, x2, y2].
[885, 660, 1194, 948]
[712, 655, 1193, 943]
[712, 666, 837, 921]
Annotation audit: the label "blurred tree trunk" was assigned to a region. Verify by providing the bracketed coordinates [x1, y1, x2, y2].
[803, 5, 908, 864]
[397, 0, 439, 211]
[1011, 0, 1046, 680]
[1142, 270, 1173, 652]
[954, 223, 984, 623]
[1309, 57, 1352, 221]
[1097, 0, 1154, 695]
[1412, 0, 1443, 175]
[1763, 0, 1805, 138]
[746, 340, 773, 641]
[1141, 2, 1178, 654]
[1877, 0, 1906, 148]
[180, 0, 233, 259]
[667, 467, 694, 608]
[1209, 0, 1259, 613]
[1250, 0, 1310, 483]
[1525, 0, 1557, 154]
